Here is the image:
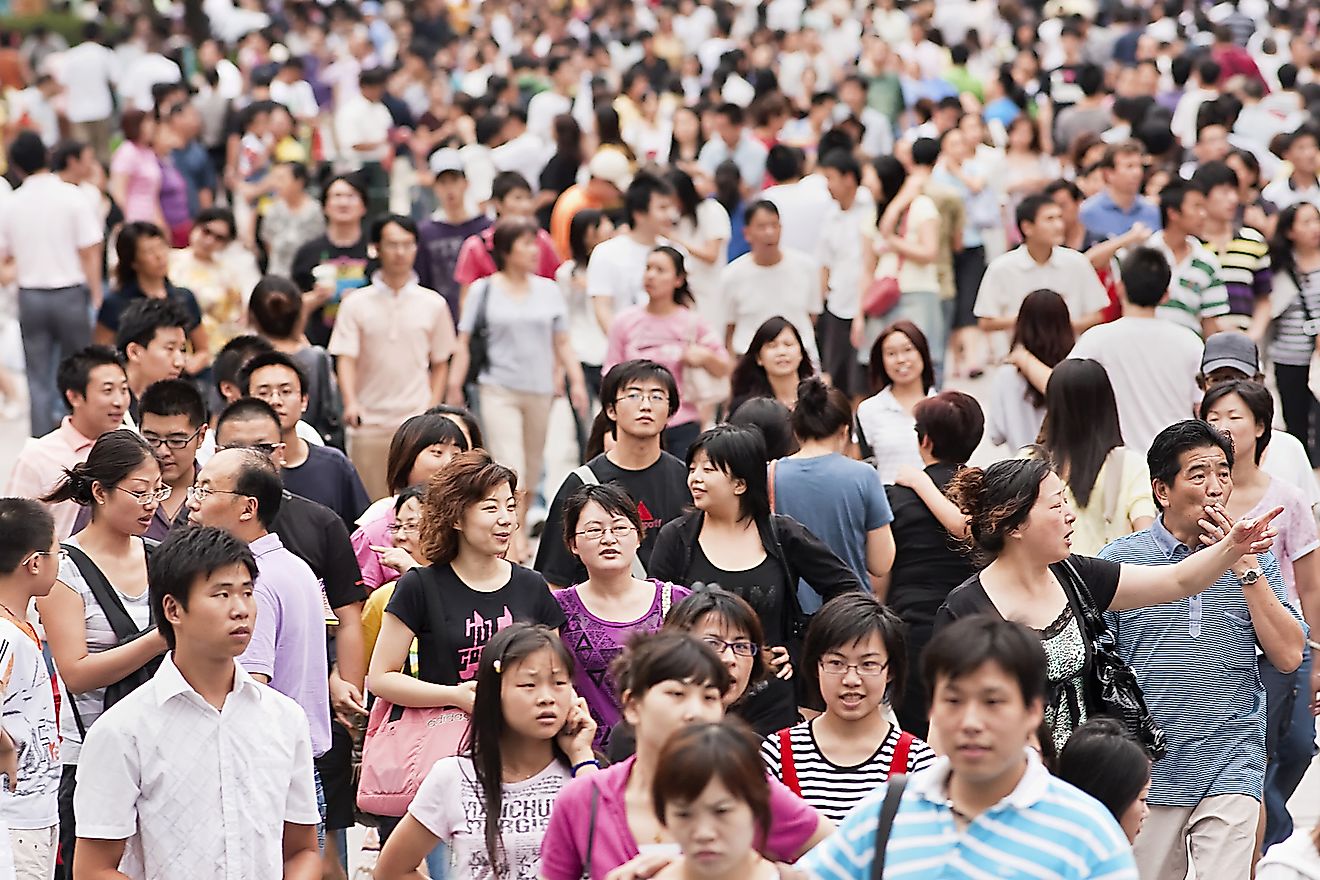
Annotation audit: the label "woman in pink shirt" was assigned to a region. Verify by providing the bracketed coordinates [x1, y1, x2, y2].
[108, 109, 164, 227]
[604, 246, 730, 460]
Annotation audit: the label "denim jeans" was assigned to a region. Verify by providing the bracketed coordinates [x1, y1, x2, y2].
[1260, 651, 1317, 851]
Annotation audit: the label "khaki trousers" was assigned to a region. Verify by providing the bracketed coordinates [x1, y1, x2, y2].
[347, 424, 397, 502]
[1132, 794, 1259, 880]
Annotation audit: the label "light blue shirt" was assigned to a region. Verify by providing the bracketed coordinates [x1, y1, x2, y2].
[698, 131, 768, 193]
[1079, 190, 1162, 240]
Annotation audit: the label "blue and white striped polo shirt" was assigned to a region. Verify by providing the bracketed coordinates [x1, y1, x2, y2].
[1098, 518, 1301, 808]
[799, 750, 1137, 880]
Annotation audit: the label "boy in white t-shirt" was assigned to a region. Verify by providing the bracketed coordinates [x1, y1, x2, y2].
[0, 499, 63, 878]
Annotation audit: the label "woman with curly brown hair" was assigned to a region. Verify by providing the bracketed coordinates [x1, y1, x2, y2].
[366, 450, 566, 718]
[933, 457, 1280, 752]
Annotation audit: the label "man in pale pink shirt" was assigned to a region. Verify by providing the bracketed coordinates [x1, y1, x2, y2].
[5, 346, 129, 538]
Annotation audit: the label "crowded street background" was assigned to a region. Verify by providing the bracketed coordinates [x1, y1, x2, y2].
[3, 0, 1320, 878]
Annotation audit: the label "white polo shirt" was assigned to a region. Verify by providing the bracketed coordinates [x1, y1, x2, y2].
[974, 245, 1109, 322]
[0, 173, 101, 289]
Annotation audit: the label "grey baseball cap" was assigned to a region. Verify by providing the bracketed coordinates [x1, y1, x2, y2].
[1200, 332, 1259, 377]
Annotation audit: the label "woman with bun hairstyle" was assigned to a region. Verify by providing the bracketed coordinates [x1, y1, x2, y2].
[38, 429, 170, 871]
[771, 378, 895, 609]
[248, 275, 342, 448]
[935, 457, 1281, 752]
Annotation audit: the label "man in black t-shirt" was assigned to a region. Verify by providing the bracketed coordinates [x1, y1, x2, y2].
[290, 175, 374, 348]
[535, 361, 691, 588]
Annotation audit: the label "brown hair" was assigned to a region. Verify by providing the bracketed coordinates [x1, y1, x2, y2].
[945, 458, 1053, 562]
[490, 216, 540, 271]
[1099, 140, 1144, 169]
[417, 450, 518, 566]
[652, 721, 772, 842]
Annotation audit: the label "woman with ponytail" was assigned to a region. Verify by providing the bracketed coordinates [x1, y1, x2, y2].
[935, 457, 1281, 752]
[373, 623, 597, 879]
[603, 246, 731, 460]
[38, 429, 170, 871]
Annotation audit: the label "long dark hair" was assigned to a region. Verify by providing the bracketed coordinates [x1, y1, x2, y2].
[465, 624, 576, 874]
[552, 113, 583, 169]
[1011, 290, 1075, 407]
[868, 320, 934, 394]
[42, 429, 156, 517]
[649, 246, 695, 308]
[1038, 359, 1123, 508]
[568, 209, 607, 266]
[729, 316, 813, 403]
[665, 167, 701, 223]
[1270, 201, 1320, 280]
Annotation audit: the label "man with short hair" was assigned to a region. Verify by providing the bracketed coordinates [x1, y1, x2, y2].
[815, 149, 874, 397]
[1147, 182, 1230, 338]
[761, 144, 833, 257]
[333, 66, 393, 218]
[73, 525, 321, 880]
[0, 499, 63, 878]
[1079, 141, 1163, 239]
[1262, 126, 1320, 210]
[1192, 161, 1272, 339]
[114, 298, 189, 421]
[588, 172, 677, 332]
[697, 102, 768, 192]
[415, 149, 491, 321]
[1, 130, 105, 437]
[6, 346, 129, 539]
[290, 175, 371, 349]
[723, 200, 821, 364]
[535, 361, 692, 588]
[801, 616, 1137, 879]
[57, 22, 117, 164]
[329, 215, 455, 500]
[974, 194, 1109, 335]
[1099, 420, 1305, 880]
[240, 353, 369, 527]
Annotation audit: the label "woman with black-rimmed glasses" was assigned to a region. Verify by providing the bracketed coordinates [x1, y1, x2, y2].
[37, 429, 169, 873]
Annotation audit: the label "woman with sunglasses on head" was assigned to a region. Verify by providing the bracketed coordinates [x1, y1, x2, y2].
[169, 206, 260, 352]
[553, 483, 690, 752]
[38, 429, 169, 873]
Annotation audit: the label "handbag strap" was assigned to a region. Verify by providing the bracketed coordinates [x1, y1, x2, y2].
[888, 730, 914, 778]
[573, 464, 649, 580]
[777, 727, 801, 796]
[660, 581, 672, 618]
[471, 278, 492, 338]
[580, 782, 600, 880]
[767, 460, 777, 514]
[871, 773, 908, 880]
[1102, 448, 1123, 528]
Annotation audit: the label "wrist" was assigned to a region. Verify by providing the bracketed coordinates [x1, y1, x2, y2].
[570, 757, 600, 776]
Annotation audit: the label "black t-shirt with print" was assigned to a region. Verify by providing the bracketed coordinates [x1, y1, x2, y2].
[384, 562, 567, 685]
[534, 451, 692, 588]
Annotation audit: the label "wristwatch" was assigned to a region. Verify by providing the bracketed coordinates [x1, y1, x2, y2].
[1237, 567, 1263, 586]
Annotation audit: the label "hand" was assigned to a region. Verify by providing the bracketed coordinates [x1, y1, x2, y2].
[893, 465, 931, 491]
[1006, 343, 1027, 368]
[342, 402, 363, 428]
[681, 344, 707, 368]
[850, 316, 866, 351]
[371, 545, 420, 574]
[556, 695, 597, 763]
[451, 680, 478, 715]
[1122, 222, 1151, 245]
[569, 382, 590, 417]
[304, 283, 334, 310]
[768, 645, 793, 680]
[1244, 204, 1270, 235]
[604, 853, 675, 880]
[1198, 504, 1281, 556]
[329, 674, 368, 729]
[0, 731, 16, 794]
[444, 384, 465, 407]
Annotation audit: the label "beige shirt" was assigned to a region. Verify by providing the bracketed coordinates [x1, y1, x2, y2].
[327, 275, 456, 428]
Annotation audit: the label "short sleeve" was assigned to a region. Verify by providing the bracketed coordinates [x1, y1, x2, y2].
[407, 757, 464, 841]
[760, 734, 784, 780]
[457, 281, 483, 334]
[284, 712, 321, 825]
[321, 514, 366, 607]
[585, 246, 616, 300]
[528, 572, 569, 629]
[1075, 258, 1109, 315]
[326, 299, 361, 358]
[73, 196, 101, 250]
[864, 467, 894, 529]
[361, 585, 390, 661]
[764, 773, 821, 862]
[538, 774, 592, 880]
[804, 256, 823, 313]
[74, 715, 141, 839]
[453, 235, 489, 286]
[1119, 451, 1158, 530]
[697, 199, 731, 243]
[238, 581, 279, 679]
[1068, 554, 1123, 612]
[797, 794, 879, 880]
[532, 472, 588, 588]
[384, 568, 430, 635]
[428, 303, 456, 362]
[973, 261, 1003, 318]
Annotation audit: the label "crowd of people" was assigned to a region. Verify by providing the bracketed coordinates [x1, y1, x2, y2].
[2, 0, 1320, 878]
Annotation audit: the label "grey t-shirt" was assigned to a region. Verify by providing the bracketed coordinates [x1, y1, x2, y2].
[460, 274, 567, 395]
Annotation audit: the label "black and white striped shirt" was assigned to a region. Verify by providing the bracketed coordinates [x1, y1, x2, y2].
[1269, 267, 1320, 367]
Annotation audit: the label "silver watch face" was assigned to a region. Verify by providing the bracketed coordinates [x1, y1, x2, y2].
[1241, 569, 1261, 584]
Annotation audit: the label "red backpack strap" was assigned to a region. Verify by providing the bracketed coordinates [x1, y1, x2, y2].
[888, 730, 915, 778]
[777, 728, 801, 797]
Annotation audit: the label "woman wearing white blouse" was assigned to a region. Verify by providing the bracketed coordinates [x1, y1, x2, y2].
[854, 320, 935, 484]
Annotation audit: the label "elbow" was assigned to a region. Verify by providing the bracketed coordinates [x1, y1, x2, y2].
[1272, 646, 1304, 675]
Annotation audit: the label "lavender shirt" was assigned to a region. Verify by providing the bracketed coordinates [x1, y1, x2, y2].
[239, 532, 332, 756]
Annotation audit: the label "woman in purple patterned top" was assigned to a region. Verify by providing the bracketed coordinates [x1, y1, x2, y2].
[552, 483, 688, 750]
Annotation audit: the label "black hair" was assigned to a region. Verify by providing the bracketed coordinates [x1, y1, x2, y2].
[790, 377, 850, 441]
[567, 209, 608, 266]
[466, 623, 576, 872]
[1120, 247, 1173, 308]
[923, 615, 1048, 706]
[385, 412, 471, 495]
[214, 397, 282, 440]
[247, 276, 303, 340]
[1147, 420, 1235, 510]
[394, 484, 425, 514]
[194, 206, 236, 239]
[150, 525, 258, 649]
[913, 390, 985, 464]
[945, 458, 1054, 561]
[612, 630, 734, 704]
[664, 587, 768, 688]
[729, 397, 797, 460]
[729, 316, 813, 406]
[228, 448, 284, 528]
[713, 102, 744, 125]
[648, 245, 694, 308]
[686, 424, 770, 522]
[1042, 178, 1084, 202]
[818, 148, 861, 183]
[869, 320, 935, 394]
[873, 156, 908, 215]
[624, 171, 675, 227]
[1015, 193, 1056, 237]
[239, 350, 308, 397]
[490, 216, 540, 272]
[322, 173, 367, 207]
[1189, 159, 1238, 195]
[491, 170, 533, 203]
[1011, 290, 1074, 408]
[1056, 717, 1151, 824]
[742, 199, 779, 224]
[1198, 380, 1274, 465]
[115, 298, 190, 355]
[803, 592, 909, 709]
[911, 137, 941, 167]
[370, 213, 418, 245]
[279, 160, 310, 186]
[42, 429, 156, 510]
[213, 335, 274, 400]
[600, 358, 681, 425]
[423, 404, 485, 450]
[1270, 201, 1320, 280]
[1158, 182, 1196, 228]
[1040, 360, 1124, 508]
[139, 378, 206, 429]
[359, 66, 390, 89]
[58, 345, 125, 409]
[664, 167, 701, 222]
[0, 498, 55, 575]
[765, 144, 804, 183]
[50, 139, 89, 173]
[563, 482, 643, 548]
[9, 131, 46, 175]
[114, 222, 168, 289]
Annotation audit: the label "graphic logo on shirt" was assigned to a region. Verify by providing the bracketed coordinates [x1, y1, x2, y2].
[637, 500, 659, 536]
[458, 606, 514, 680]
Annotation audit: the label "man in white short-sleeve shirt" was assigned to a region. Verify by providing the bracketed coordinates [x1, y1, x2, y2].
[587, 172, 677, 333]
[74, 525, 320, 880]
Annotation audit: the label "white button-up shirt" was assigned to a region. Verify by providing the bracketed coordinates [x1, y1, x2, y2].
[74, 654, 320, 880]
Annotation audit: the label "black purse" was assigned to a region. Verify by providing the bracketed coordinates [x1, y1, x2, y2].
[1061, 559, 1167, 761]
[464, 278, 493, 387]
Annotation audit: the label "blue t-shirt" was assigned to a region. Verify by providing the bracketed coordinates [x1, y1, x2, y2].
[772, 453, 893, 613]
[280, 444, 370, 530]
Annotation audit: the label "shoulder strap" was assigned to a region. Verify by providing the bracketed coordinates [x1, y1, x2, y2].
[776, 728, 801, 796]
[660, 581, 672, 618]
[580, 782, 600, 880]
[63, 544, 140, 641]
[888, 730, 915, 777]
[871, 774, 908, 880]
[767, 459, 777, 514]
[472, 278, 492, 332]
[1102, 448, 1123, 527]
[573, 464, 648, 580]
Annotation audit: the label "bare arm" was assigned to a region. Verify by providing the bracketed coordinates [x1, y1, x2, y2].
[446, 332, 470, 405]
[368, 611, 476, 710]
[1238, 554, 1305, 673]
[1247, 294, 1273, 344]
[428, 358, 450, 409]
[1071, 310, 1106, 334]
[373, 813, 440, 880]
[553, 330, 589, 414]
[79, 244, 103, 308]
[871, 570, 891, 602]
[1084, 223, 1149, 270]
[185, 324, 211, 375]
[894, 467, 969, 538]
[332, 600, 366, 692]
[1200, 315, 1224, 340]
[865, 524, 895, 579]
[73, 838, 130, 880]
[336, 354, 362, 427]
[1290, 549, 1320, 709]
[593, 296, 615, 335]
[886, 215, 939, 264]
[1006, 345, 1054, 395]
[38, 583, 168, 694]
[976, 315, 1016, 333]
[282, 822, 321, 880]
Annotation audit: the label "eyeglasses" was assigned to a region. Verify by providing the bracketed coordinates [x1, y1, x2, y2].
[142, 427, 203, 450]
[216, 442, 283, 456]
[20, 548, 69, 567]
[819, 658, 889, 677]
[616, 390, 670, 405]
[186, 485, 252, 502]
[701, 636, 759, 657]
[117, 485, 173, 506]
[387, 522, 420, 537]
[574, 524, 637, 542]
[253, 386, 302, 400]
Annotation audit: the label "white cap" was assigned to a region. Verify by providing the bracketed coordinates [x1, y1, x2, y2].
[587, 150, 633, 192]
[429, 148, 465, 177]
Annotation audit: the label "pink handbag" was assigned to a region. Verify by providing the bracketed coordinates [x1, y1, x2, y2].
[356, 698, 469, 817]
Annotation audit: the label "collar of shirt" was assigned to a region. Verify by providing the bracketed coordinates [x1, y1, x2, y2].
[910, 748, 1052, 811]
[152, 651, 262, 709]
[1097, 189, 1148, 218]
[1150, 515, 1193, 560]
[1007, 244, 1064, 269]
[56, 416, 96, 454]
[249, 530, 284, 560]
[368, 271, 422, 297]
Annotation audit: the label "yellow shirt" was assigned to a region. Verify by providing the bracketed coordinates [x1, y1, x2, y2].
[1065, 448, 1159, 556]
[362, 581, 419, 677]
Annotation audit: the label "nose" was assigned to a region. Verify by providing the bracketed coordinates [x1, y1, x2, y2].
[841, 665, 863, 686]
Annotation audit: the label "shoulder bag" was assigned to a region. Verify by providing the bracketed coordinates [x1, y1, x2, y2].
[464, 278, 494, 387]
[356, 568, 471, 817]
[682, 311, 730, 412]
[862, 216, 907, 319]
[309, 346, 346, 451]
[1059, 559, 1167, 761]
[870, 773, 908, 880]
[62, 543, 162, 737]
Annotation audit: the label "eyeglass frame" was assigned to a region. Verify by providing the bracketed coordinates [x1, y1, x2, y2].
[387, 521, 421, 536]
[700, 635, 760, 657]
[817, 658, 890, 677]
[573, 524, 639, 542]
[141, 426, 204, 450]
[615, 390, 670, 405]
[215, 442, 284, 456]
[20, 548, 70, 567]
[186, 485, 254, 503]
[116, 485, 173, 506]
